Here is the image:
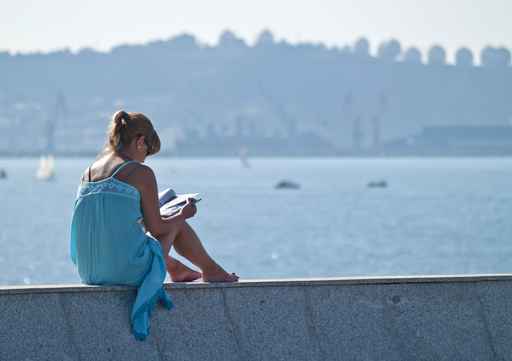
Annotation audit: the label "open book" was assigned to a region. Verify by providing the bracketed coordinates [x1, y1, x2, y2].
[137, 188, 201, 225]
[158, 188, 201, 217]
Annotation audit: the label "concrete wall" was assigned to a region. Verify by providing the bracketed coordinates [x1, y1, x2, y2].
[1, 275, 512, 361]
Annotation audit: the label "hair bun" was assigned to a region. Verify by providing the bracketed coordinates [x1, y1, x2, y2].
[113, 110, 129, 126]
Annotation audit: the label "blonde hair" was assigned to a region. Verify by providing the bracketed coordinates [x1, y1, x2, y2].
[106, 110, 161, 156]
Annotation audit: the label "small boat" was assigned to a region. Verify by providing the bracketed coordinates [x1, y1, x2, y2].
[275, 180, 300, 190]
[0, 168, 6, 179]
[36, 155, 56, 181]
[367, 180, 387, 188]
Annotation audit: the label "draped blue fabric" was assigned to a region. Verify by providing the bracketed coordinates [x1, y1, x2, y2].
[69, 160, 173, 340]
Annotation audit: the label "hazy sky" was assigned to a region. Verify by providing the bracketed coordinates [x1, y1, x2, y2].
[2, 0, 511, 61]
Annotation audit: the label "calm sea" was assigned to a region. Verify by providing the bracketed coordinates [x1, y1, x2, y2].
[1, 157, 511, 286]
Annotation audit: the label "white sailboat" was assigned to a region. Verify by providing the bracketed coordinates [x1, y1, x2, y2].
[36, 155, 55, 181]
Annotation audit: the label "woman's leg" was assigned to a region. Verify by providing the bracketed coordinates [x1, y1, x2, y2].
[153, 227, 178, 257]
[153, 225, 201, 282]
[173, 221, 239, 282]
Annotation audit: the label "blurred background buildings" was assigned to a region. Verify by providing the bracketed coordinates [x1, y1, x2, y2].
[1, 31, 511, 156]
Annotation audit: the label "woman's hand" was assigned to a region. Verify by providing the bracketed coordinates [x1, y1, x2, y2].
[180, 199, 197, 219]
[132, 163, 199, 234]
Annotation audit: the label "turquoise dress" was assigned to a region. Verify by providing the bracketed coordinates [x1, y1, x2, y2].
[69, 160, 173, 341]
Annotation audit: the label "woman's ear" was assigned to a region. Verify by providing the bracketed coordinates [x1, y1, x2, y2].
[136, 135, 146, 151]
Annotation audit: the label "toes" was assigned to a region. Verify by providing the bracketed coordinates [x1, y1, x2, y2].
[201, 270, 239, 283]
[226, 273, 239, 282]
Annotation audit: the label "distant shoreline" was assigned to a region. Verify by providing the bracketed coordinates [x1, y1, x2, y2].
[1, 152, 512, 159]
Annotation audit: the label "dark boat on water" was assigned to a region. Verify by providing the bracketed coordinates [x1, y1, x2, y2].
[367, 180, 387, 188]
[275, 180, 300, 190]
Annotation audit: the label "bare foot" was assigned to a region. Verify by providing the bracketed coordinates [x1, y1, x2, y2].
[202, 264, 239, 283]
[166, 257, 202, 282]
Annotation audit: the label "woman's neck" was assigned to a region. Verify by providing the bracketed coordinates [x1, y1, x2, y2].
[116, 148, 145, 163]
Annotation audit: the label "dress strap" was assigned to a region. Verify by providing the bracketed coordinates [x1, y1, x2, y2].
[110, 160, 139, 178]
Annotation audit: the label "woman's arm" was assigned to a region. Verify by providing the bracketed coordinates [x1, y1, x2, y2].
[133, 165, 196, 236]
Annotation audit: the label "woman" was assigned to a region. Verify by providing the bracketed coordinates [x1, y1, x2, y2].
[70, 110, 238, 340]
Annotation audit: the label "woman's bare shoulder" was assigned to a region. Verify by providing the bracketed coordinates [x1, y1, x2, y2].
[82, 155, 113, 181]
[130, 163, 156, 187]
[133, 163, 154, 177]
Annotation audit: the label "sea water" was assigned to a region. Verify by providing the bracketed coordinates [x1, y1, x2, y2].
[1, 157, 511, 285]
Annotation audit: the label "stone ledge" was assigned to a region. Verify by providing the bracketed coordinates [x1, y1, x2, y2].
[2, 273, 512, 360]
[2, 273, 512, 295]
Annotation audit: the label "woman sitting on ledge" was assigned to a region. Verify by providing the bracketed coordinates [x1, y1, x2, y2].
[70, 110, 238, 340]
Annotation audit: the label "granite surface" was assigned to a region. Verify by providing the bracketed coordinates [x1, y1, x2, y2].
[1, 275, 512, 361]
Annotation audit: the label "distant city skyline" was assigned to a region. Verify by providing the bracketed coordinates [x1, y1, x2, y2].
[2, 0, 511, 62]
